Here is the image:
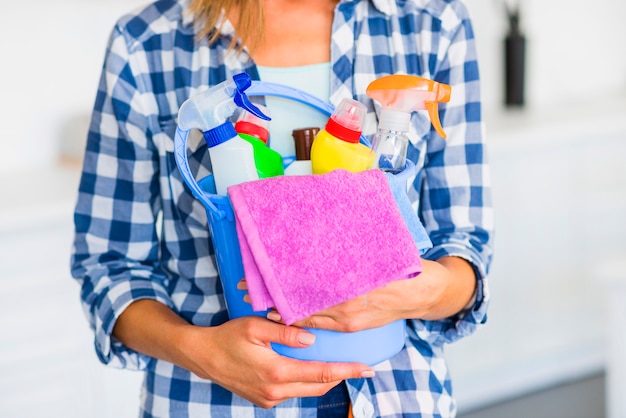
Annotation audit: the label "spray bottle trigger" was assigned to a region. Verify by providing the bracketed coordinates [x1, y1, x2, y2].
[231, 72, 271, 121]
[234, 92, 271, 121]
[426, 102, 447, 139]
[233, 73, 252, 90]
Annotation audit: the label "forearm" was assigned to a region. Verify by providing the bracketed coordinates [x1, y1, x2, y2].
[112, 299, 202, 372]
[111, 300, 231, 381]
[287, 256, 478, 332]
[409, 256, 477, 320]
[368, 255, 478, 323]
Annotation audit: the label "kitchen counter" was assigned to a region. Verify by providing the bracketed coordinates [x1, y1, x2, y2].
[596, 259, 626, 418]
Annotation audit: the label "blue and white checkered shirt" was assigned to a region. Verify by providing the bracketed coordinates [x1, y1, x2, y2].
[71, 0, 493, 416]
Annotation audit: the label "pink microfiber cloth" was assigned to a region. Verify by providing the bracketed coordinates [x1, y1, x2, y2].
[227, 169, 423, 325]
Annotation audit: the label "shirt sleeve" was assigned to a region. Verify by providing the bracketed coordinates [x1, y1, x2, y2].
[408, 3, 494, 346]
[70, 24, 174, 369]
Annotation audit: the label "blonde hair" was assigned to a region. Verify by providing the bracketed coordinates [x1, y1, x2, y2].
[188, 0, 265, 52]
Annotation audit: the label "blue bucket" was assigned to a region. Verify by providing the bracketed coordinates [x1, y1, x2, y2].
[174, 81, 407, 365]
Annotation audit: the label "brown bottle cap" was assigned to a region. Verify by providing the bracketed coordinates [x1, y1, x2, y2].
[292, 127, 319, 160]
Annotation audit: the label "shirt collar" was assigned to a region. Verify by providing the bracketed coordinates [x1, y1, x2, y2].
[182, 1, 236, 40]
[181, 0, 195, 27]
[339, 0, 393, 15]
[369, 0, 393, 15]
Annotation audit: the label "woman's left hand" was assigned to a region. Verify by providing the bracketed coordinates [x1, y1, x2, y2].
[264, 256, 477, 333]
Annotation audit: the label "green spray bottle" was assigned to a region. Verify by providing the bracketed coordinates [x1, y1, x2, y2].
[235, 104, 284, 178]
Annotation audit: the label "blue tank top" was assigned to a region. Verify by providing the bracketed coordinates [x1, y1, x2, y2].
[257, 63, 331, 158]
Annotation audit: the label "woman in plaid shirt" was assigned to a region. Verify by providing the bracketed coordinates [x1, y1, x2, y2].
[71, 0, 493, 416]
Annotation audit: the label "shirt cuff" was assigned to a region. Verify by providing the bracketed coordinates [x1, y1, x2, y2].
[91, 277, 174, 370]
[408, 243, 491, 346]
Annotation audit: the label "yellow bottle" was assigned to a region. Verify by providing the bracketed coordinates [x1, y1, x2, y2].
[311, 98, 374, 174]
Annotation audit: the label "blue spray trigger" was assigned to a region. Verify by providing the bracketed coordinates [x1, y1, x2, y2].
[233, 72, 252, 91]
[234, 91, 271, 121]
[232, 73, 271, 121]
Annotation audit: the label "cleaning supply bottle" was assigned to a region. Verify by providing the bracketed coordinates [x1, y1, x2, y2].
[292, 127, 318, 161]
[235, 105, 271, 144]
[177, 73, 270, 195]
[310, 98, 373, 174]
[284, 127, 319, 176]
[234, 105, 284, 178]
[366, 74, 451, 173]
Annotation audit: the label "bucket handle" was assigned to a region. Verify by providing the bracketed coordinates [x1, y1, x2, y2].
[174, 127, 227, 217]
[173, 80, 376, 220]
[246, 81, 372, 148]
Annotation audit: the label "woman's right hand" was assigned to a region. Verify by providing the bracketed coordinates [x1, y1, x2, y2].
[181, 316, 374, 408]
[113, 300, 374, 409]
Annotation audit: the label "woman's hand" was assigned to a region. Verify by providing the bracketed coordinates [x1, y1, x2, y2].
[264, 256, 477, 333]
[113, 300, 374, 409]
[181, 316, 374, 408]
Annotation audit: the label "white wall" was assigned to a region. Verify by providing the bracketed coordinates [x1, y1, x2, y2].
[466, 0, 626, 113]
[0, 0, 148, 174]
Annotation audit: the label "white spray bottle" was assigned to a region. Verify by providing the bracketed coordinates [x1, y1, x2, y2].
[177, 73, 271, 195]
[366, 75, 451, 173]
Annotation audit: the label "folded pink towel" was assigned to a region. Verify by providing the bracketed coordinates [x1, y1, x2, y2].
[228, 169, 422, 325]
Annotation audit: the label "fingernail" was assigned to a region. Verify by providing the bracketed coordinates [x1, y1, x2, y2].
[267, 311, 282, 322]
[298, 332, 316, 345]
[361, 370, 376, 378]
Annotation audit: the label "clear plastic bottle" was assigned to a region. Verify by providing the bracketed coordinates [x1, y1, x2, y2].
[310, 98, 374, 174]
[370, 110, 411, 174]
[366, 74, 451, 173]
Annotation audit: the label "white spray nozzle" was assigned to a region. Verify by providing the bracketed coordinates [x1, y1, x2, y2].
[367, 75, 451, 138]
[178, 73, 269, 132]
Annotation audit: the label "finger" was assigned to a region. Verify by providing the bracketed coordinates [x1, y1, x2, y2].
[262, 380, 348, 402]
[237, 279, 248, 290]
[291, 359, 376, 384]
[261, 359, 375, 401]
[266, 310, 283, 323]
[256, 320, 317, 348]
[291, 314, 337, 331]
[253, 379, 344, 405]
[249, 320, 377, 380]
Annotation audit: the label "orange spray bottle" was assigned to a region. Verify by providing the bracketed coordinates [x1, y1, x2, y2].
[366, 75, 451, 173]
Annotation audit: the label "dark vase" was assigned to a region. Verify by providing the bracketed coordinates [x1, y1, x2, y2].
[504, 9, 526, 107]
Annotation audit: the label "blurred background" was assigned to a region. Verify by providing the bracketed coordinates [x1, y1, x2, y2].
[1, 0, 625, 417]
